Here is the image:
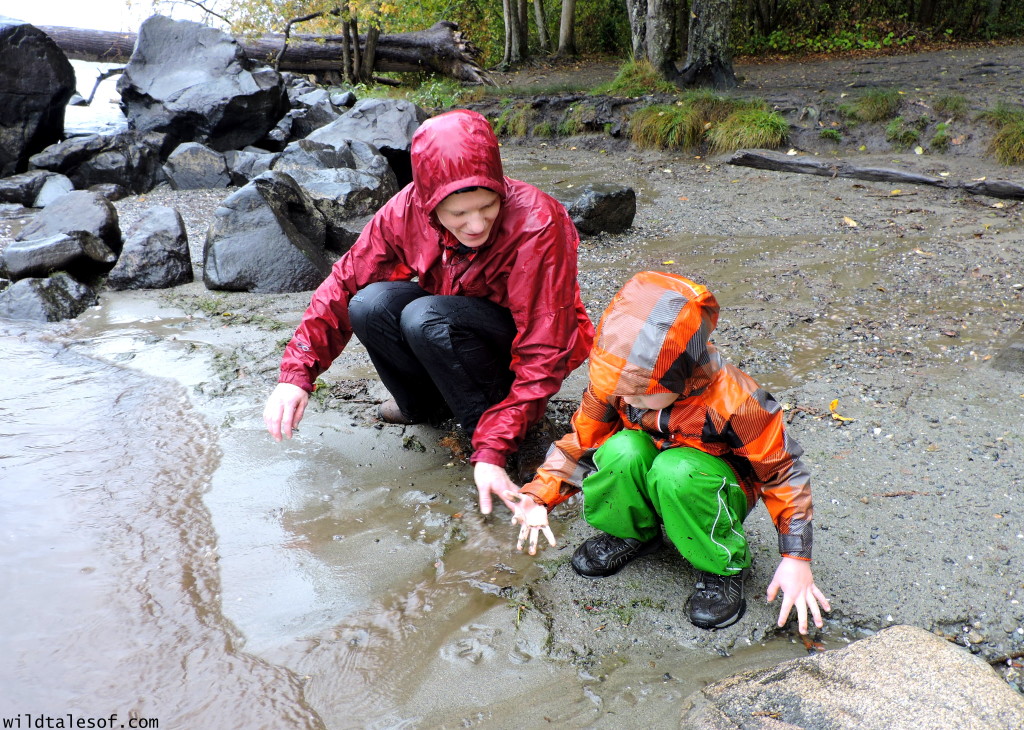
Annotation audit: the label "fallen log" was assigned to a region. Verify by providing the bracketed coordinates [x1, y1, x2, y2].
[729, 148, 1024, 201]
[38, 20, 494, 85]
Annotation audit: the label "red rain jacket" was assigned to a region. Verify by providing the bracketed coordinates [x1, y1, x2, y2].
[278, 109, 594, 467]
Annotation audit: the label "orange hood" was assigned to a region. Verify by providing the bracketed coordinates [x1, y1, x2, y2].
[589, 271, 721, 397]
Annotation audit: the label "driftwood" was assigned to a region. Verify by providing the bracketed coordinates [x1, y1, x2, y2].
[38, 20, 494, 85]
[729, 148, 1024, 201]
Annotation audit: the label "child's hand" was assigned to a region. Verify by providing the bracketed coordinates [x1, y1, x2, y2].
[504, 491, 556, 556]
[767, 556, 831, 634]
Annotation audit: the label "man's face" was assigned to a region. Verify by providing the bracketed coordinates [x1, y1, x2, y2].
[435, 188, 501, 248]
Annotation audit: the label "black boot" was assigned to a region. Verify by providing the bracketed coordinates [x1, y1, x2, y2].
[571, 532, 662, 578]
[687, 570, 748, 629]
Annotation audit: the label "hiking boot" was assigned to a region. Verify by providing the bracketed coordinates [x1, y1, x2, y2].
[377, 398, 420, 425]
[571, 533, 662, 578]
[687, 570, 748, 629]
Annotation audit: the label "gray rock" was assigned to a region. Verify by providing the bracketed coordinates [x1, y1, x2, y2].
[87, 183, 130, 202]
[28, 131, 168, 194]
[116, 15, 286, 152]
[224, 148, 279, 186]
[16, 190, 121, 255]
[203, 171, 333, 293]
[992, 323, 1024, 374]
[163, 142, 231, 190]
[0, 272, 96, 321]
[307, 98, 428, 188]
[33, 174, 75, 207]
[680, 625, 1024, 729]
[107, 206, 193, 290]
[565, 183, 636, 236]
[0, 19, 76, 177]
[289, 88, 343, 139]
[0, 170, 65, 206]
[2, 231, 116, 280]
[330, 90, 357, 109]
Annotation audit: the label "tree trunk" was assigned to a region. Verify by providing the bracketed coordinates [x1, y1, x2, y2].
[678, 0, 736, 89]
[502, 0, 527, 65]
[645, 0, 679, 79]
[360, 25, 380, 83]
[518, 0, 530, 55]
[38, 21, 494, 85]
[556, 0, 578, 56]
[534, 0, 552, 53]
[626, 0, 649, 61]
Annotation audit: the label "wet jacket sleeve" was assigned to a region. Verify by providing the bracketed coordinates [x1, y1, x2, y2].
[714, 365, 814, 560]
[278, 205, 414, 391]
[521, 384, 622, 509]
[469, 211, 590, 468]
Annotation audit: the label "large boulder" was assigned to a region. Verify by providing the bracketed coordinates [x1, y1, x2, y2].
[0, 272, 96, 322]
[0, 18, 76, 177]
[203, 171, 333, 293]
[162, 142, 231, 190]
[0, 170, 71, 207]
[680, 625, 1024, 729]
[116, 15, 286, 152]
[2, 231, 117, 281]
[224, 148, 279, 186]
[107, 206, 193, 290]
[28, 131, 168, 194]
[306, 98, 428, 188]
[564, 183, 636, 236]
[15, 190, 122, 255]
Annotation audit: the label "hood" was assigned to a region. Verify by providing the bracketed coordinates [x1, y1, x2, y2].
[589, 271, 721, 397]
[410, 109, 507, 214]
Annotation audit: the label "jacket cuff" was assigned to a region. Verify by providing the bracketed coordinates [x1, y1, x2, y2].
[279, 371, 315, 393]
[778, 520, 813, 560]
[470, 448, 507, 469]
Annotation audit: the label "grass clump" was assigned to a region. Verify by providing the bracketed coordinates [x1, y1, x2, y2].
[844, 88, 902, 123]
[492, 103, 534, 137]
[929, 122, 952, 151]
[885, 116, 921, 149]
[933, 93, 968, 119]
[819, 128, 842, 142]
[978, 103, 1024, 165]
[532, 120, 555, 138]
[592, 59, 678, 97]
[630, 93, 786, 152]
[557, 104, 594, 136]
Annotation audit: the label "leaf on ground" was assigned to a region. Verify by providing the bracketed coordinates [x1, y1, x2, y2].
[829, 398, 854, 422]
[842, 216, 859, 227]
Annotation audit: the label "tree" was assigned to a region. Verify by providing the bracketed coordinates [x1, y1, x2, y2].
[501, 0, 528, 66]
[556, 0, 577, 56]
[533, 0, 552, 53]
[678, 0, 736, 88]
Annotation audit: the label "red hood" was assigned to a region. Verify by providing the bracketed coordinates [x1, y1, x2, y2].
[410, 109, 508, 214]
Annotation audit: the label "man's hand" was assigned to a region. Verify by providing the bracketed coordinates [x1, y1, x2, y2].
[264, 382, 310, 441]
[473, 461, 519, 515]
[766, 556, 831, 634]
[505, 491, 556, 555]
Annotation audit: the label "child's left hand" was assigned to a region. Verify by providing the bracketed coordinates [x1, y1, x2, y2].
[504, 491, 556, 555]
[767, 556, 831, 634]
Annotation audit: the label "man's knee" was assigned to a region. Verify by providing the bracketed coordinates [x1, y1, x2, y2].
[351, 281, 421, 332]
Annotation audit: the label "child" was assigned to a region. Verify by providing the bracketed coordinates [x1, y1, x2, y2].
[509, 271, 830, 633]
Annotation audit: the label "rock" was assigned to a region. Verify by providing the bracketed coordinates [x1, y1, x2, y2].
[0, 272, 96, 321]
[33, 174, 75, 207]
[116, 15, 286, 152]
[0, 19, 76, 176]
[306, 98, 428, 188]
[203, 171, 333, 293]
[106, 206, 193, 291]
[565, 183, 636, 235]
[0, 170, 66, 207]
[289, 88, 343, 139]
[16, 190, 121, 255]
[28, 131, 168, 194]
[330, 90, 357, 109]
[271, 139, 398, 251]
[224, 148, 279, 186]
[992, 324, 1024, 374]
[680, 625, 1024, 729]
[162, 142, 231, 190]
[87, 183, 130, 202]
[2, 231, 117, 280]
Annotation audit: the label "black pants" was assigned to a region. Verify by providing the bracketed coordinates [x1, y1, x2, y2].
[349, 281, 517, 436]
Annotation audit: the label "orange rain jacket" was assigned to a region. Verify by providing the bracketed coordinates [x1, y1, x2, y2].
[278, 110, 594, 468]
[522, 271, 814, 560]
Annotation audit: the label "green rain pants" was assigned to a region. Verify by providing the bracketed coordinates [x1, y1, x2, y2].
[581, 429, 752, 576]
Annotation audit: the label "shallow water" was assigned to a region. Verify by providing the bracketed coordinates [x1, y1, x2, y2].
[0, 296, 815, 728]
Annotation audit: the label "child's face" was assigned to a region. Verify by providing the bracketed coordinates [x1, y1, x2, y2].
[435, 188, 501, 247]
[621, 392, 679, 410]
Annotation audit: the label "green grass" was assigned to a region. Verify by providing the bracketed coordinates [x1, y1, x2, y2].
[978, 103, 1024, 165]
[845, 88, 902, 123]
[885, 116, 921, 149]
[819, 128, 842, 142]
[491, 103, 534, 137]
[532, 120, 555, 138]
[629, 93, 786, 152]
[929, 122, 952, 151]
[933, 93, 969, 119]
[592, 59, 678, 97]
